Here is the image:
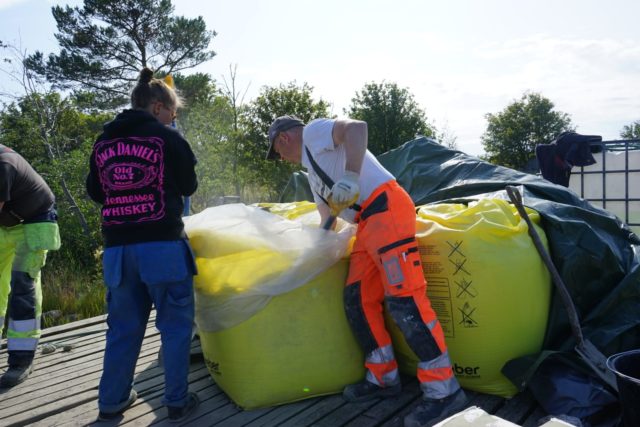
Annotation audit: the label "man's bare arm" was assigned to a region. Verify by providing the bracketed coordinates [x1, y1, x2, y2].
[332, 119, 367, 174]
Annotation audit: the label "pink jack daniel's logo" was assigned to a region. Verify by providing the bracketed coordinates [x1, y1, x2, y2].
[94, 137, 165, 225]
[103, 162, 158, 190]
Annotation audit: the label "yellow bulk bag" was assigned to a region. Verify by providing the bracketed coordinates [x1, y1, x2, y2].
[255, 201, 318, 220]
[185, 204, 364, 409]
[386, 198, 551, 397]
[198, 258, 365, 409]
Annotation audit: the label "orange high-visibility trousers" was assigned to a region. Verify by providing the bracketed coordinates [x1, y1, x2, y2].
[344, 180, 460, 399]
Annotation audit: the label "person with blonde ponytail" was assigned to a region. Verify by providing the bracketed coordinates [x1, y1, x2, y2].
[87, 67, 199, 423]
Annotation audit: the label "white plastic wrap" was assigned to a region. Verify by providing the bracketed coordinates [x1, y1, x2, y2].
[184, 204, 355, 332]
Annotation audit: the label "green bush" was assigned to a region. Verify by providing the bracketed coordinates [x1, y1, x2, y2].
[41, 257, 105, 328]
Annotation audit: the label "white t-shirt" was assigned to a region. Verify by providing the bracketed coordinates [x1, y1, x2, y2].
[301, 118, 394, 223]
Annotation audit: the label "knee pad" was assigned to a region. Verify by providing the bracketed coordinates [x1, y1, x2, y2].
[10, 271, 36, 320]
[386, 296, 441, 361]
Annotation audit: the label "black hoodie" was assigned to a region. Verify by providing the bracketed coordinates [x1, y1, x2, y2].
[86, 109, 197, 247]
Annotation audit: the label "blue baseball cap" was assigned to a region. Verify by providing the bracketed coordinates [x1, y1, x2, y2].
[266, 115, 305, 160]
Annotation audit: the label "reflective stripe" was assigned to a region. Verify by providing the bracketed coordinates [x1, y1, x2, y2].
[381, 369, 400, 386]
[366, 344, 395, 364]
[365, 345, 400, 387]
[7, 337, 38, 351]
[8, 317, 40, 333]
[366, 370, 380, 386]
[366, 367, 400, 386]
[418, 350, 453, 370]
[426, 319, 437, 331]
[7, 328, 41, 339]
[420, 375, 460, 400]
[418, 366, 455, 383]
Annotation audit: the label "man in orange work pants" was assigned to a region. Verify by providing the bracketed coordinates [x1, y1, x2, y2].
[266, 115, 467, 427]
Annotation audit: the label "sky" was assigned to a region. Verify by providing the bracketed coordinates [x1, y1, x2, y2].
[1, 0, 640, 156]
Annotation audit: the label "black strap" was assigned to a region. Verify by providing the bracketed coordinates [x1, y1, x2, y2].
[305, 146, 335, 188]
[304, 145, 361, 211]
[304, 146, 333, 206]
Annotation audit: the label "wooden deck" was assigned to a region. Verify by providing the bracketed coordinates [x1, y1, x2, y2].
[0, 313, 547, 427]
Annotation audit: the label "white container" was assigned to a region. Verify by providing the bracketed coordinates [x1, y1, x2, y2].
[569, 148, 640, 234]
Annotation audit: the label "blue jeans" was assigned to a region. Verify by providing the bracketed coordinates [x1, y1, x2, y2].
[98, 240, 196, 413]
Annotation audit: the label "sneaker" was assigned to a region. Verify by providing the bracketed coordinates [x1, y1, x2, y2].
[97, 389, 138, 421]
[404, 389, 468, 427]
[167, 392, 200, 423]
[0, 362, 33, 388]
[343, 379, 402, 403]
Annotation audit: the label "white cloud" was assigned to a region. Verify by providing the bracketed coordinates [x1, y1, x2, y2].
[257, 33, 640, 155]
[397, 35, 640, 154]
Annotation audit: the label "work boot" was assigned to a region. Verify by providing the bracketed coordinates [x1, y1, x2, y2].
[97, 389, 138, 421]
[404, 388, 468, 427]
[0, 361, 34, 388]
[343, 379, 402, 402]
[167, 392, 200, 423]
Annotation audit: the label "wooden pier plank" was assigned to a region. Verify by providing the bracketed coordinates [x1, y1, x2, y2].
[0, 312, 544, 427]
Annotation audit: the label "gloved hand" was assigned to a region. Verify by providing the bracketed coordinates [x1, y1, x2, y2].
[330, 170, 360, 206]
